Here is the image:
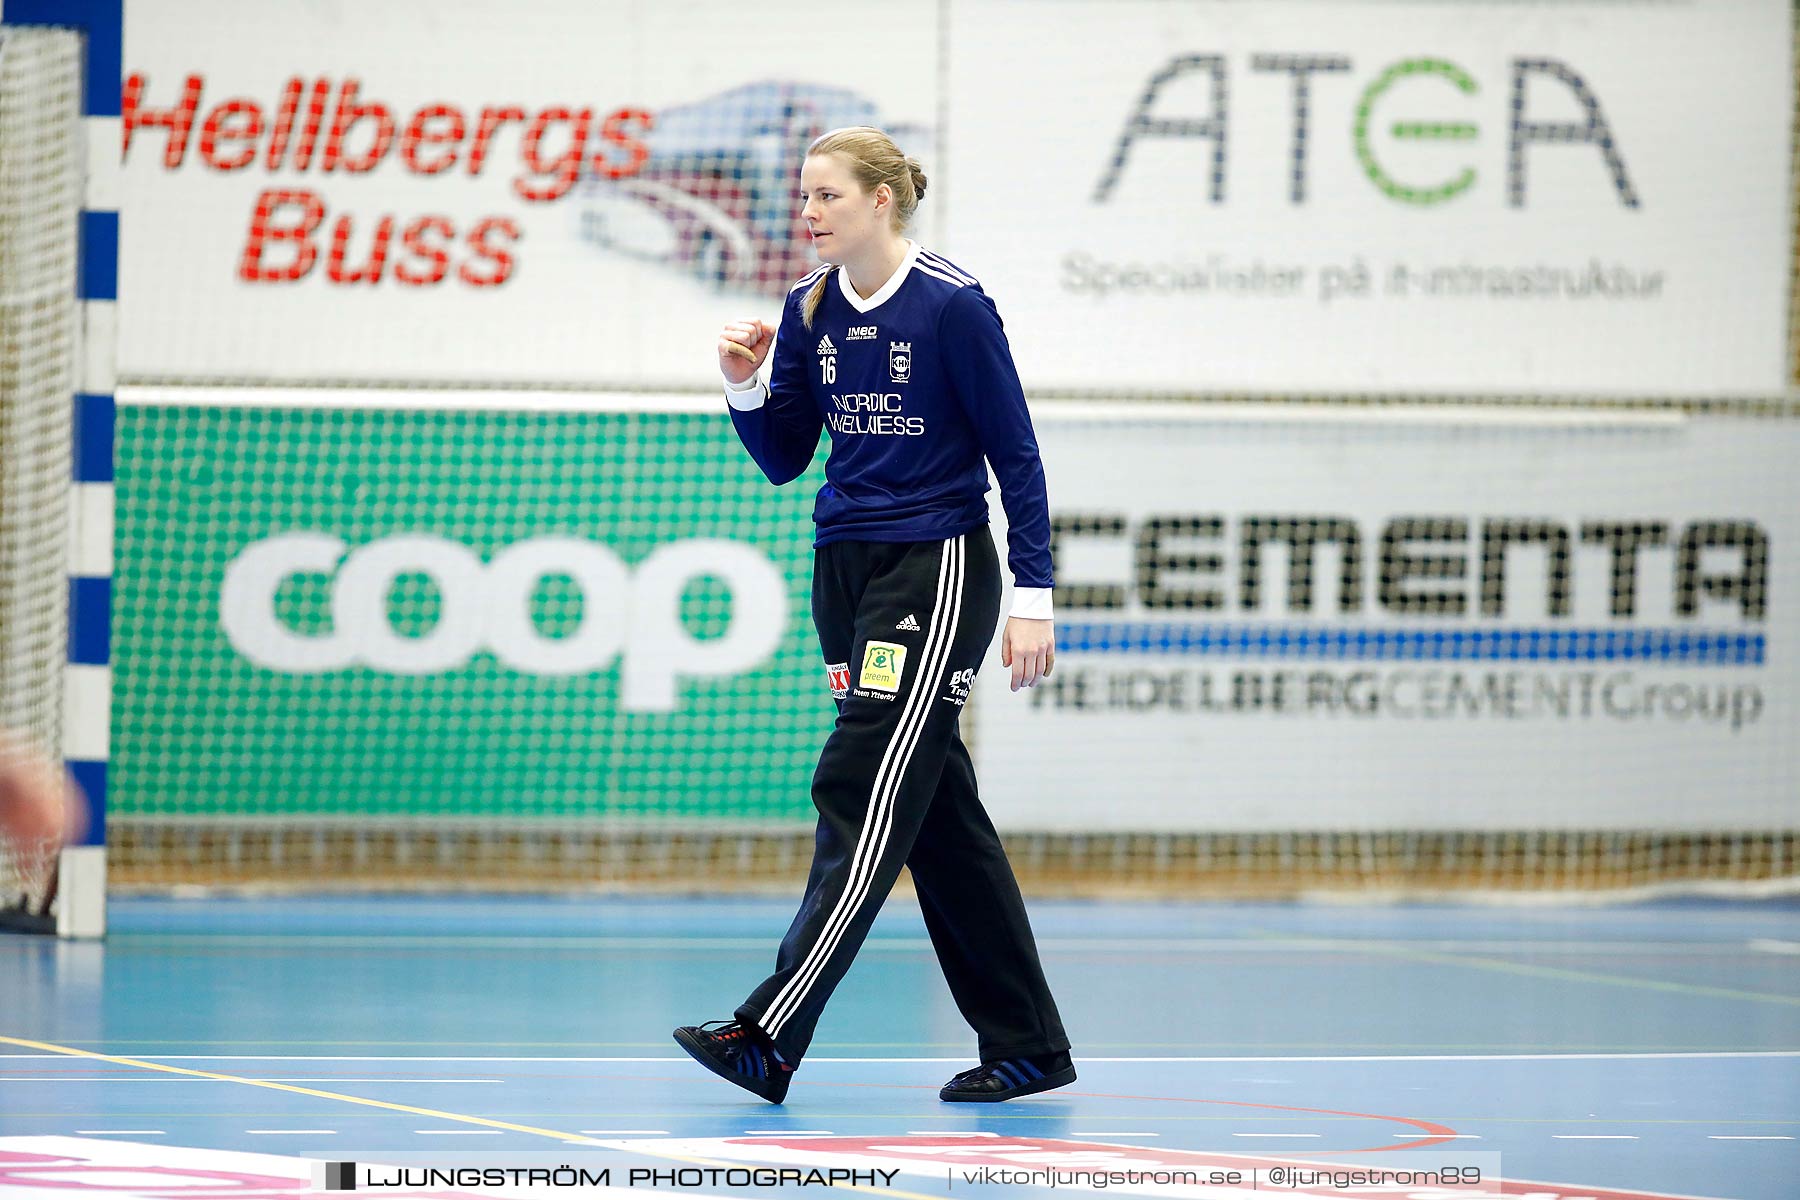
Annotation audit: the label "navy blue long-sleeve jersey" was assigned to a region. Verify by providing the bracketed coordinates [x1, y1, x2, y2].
[725, 241, 1053, 591]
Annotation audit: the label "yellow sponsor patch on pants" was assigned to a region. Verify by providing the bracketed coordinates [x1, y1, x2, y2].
[859, 641, 907, 693]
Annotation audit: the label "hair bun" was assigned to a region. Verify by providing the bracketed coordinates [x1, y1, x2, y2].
[907, 157, 929, 202]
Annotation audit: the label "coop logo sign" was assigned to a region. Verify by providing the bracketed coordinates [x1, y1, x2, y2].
[220, 533, 786, 711]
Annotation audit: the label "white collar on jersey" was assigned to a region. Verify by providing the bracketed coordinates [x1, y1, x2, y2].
[837, 239, 922, 314]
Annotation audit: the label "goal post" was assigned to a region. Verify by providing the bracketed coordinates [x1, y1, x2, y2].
[0, 0, 123, 938]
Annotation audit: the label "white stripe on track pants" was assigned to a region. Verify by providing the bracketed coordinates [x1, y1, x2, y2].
[737, 528, 1071, 1065]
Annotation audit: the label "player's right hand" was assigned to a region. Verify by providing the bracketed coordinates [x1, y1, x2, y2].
[719, 319, 775, 385]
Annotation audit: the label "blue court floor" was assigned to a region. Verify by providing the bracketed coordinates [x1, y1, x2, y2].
[2, 895, 1797, 1199]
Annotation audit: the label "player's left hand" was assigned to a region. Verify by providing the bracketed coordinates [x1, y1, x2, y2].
[1000, 617, 1054, 692]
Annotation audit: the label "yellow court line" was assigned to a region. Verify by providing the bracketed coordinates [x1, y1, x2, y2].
[0, 1032, 945, 1200]
[0, 1032, 596, 1142]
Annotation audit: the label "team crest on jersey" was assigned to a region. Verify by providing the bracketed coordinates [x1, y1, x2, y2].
[826, 661, 849, 699]
[847, 325, 878, 340]
[889, 342, 911, 383]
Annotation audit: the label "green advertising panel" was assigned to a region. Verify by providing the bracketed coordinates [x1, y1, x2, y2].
[112, 404, 831, 823]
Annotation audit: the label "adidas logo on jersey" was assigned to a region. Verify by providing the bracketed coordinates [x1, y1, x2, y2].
[816, 335, 837, 356]
[896, 613, 921, 631]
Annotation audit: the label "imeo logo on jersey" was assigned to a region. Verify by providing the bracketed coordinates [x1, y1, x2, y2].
[218, 533, 787, 712]
[846, 325, 877, 341]
[889, 341, 911, 383]
[817, 334, 837, 385]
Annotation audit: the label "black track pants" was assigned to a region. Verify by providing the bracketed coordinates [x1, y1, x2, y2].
[737, 528, 1070, 1066]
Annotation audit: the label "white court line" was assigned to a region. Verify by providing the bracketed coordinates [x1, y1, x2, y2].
[1232, 1133, 1321, 1138]
[98, 934, 1772, 954]
[75, 1130, 165, 1135]
[744, 1130, 837, 1135]
[581, 1130, 670, 1135]
[1708, 1135, 1794, 1140]
[908, 1132, 999, 1137]
[5, 1051, 1791, 1063]
[1552, 1135, 1639, 1140]
[1070, 1132, 1160, 1137]
[247, 1130, 338, 1135]
[1397, 1133, 1483, 1138]
[416, 1129, 504, 1135]
[1748, 939, 1800, 955]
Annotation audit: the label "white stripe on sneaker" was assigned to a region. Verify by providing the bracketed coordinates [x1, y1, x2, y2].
[762, 536, 966, 1038]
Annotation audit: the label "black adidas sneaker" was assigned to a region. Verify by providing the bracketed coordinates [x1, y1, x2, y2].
[939, 1053, 1076, 1102]
[672, 1020, 794, 1104]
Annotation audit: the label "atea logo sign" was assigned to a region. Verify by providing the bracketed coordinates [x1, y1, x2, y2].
[220, 533, 786, 711]
[1095, 54, 1638, 208]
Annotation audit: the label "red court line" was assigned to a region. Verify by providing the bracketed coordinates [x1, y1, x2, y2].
[595, 1070, 1462, 1153]
[1051, 1089, 1461, 1153]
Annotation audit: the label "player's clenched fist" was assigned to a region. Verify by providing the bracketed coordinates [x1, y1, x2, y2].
[718, 318, 776, 385]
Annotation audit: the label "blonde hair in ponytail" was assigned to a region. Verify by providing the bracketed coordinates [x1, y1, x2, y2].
[800, 127, 929, 330]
